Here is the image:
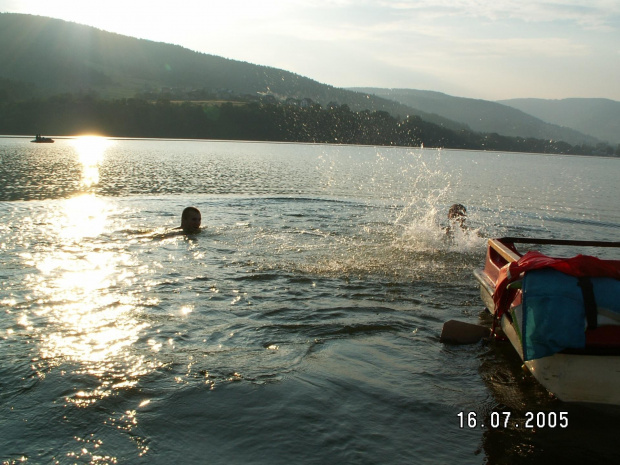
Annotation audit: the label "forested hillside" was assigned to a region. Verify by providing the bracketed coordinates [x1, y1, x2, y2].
[1, 13, 618, 156]
[350, 88, 601, 147]
[1, 94, 617, 156]
[0, 13, 457, 127]
[499, 98, 620, 145]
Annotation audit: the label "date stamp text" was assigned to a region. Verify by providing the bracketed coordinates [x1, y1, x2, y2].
[457, 411, 568, 429]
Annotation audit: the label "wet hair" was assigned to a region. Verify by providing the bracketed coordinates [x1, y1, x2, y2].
[182, 206, 201, 220]
[448, 204, 467, 219]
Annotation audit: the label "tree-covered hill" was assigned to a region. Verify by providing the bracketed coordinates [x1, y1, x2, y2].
[1, 94, 617, 156]
[0, 13, 322, 98]
[349, 88, 601, 147]
[499, 98, 620, 146]
[1, 12, 616, 155]
[0, 12, 463, 131]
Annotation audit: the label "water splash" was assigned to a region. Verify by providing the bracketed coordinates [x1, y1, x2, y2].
[226, 147, 489, 282]
[374, 148, 486, 254]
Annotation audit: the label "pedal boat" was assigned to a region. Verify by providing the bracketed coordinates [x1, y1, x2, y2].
[474, 237, 620, 405]
[31, 135, 54, 143]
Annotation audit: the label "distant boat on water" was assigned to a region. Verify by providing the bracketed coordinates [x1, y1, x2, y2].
[31, 134, 54, 143]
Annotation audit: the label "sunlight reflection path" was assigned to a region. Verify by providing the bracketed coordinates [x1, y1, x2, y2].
[21, 137, 158, 408]
[23, 195, 155, 407]
[71, 135, 113, 187]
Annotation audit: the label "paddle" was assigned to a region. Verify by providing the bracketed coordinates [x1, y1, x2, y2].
[440, 319, 491, 344]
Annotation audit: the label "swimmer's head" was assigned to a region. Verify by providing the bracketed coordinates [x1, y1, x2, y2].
[448, 204, 467, 220]
[447, 204, 467, 231]
[181, 206, 201, 233]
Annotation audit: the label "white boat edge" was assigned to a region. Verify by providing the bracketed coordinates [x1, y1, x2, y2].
[474, 268, 620, 406]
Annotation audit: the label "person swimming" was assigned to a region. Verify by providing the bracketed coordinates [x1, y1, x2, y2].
[146, 206, 202, 239]
[178, 206, 202, 233]
[445, 203, 467, 235]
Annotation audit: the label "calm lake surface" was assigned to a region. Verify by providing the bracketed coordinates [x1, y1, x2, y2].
[1, 137, 619, 464]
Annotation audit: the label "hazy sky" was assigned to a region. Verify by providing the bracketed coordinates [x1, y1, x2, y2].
[1, 0, 618, 100]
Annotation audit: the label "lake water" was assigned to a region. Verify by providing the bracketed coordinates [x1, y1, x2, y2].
[1, 137, 619, 464]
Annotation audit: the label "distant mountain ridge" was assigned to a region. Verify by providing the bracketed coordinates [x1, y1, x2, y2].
[498, 98, 620, 145]
[0, 13, 327, 98]
[0, 13, 464, 131]
[0, 13, 616, 148]
[348, 88, 605, 147]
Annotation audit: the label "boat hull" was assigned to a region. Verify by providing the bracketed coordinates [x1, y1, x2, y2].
[475, 238, 620, 405]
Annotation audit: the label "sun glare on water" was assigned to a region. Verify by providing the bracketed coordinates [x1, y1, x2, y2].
[28, 197, 151, 406]
[21, 135, 155, 407]
[71, 135, 113, 187]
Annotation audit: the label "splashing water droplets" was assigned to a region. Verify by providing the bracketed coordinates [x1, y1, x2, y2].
[248, 147, 487, 282]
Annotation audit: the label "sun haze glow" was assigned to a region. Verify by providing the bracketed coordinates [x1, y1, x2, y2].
[1, 0, 618, 100]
